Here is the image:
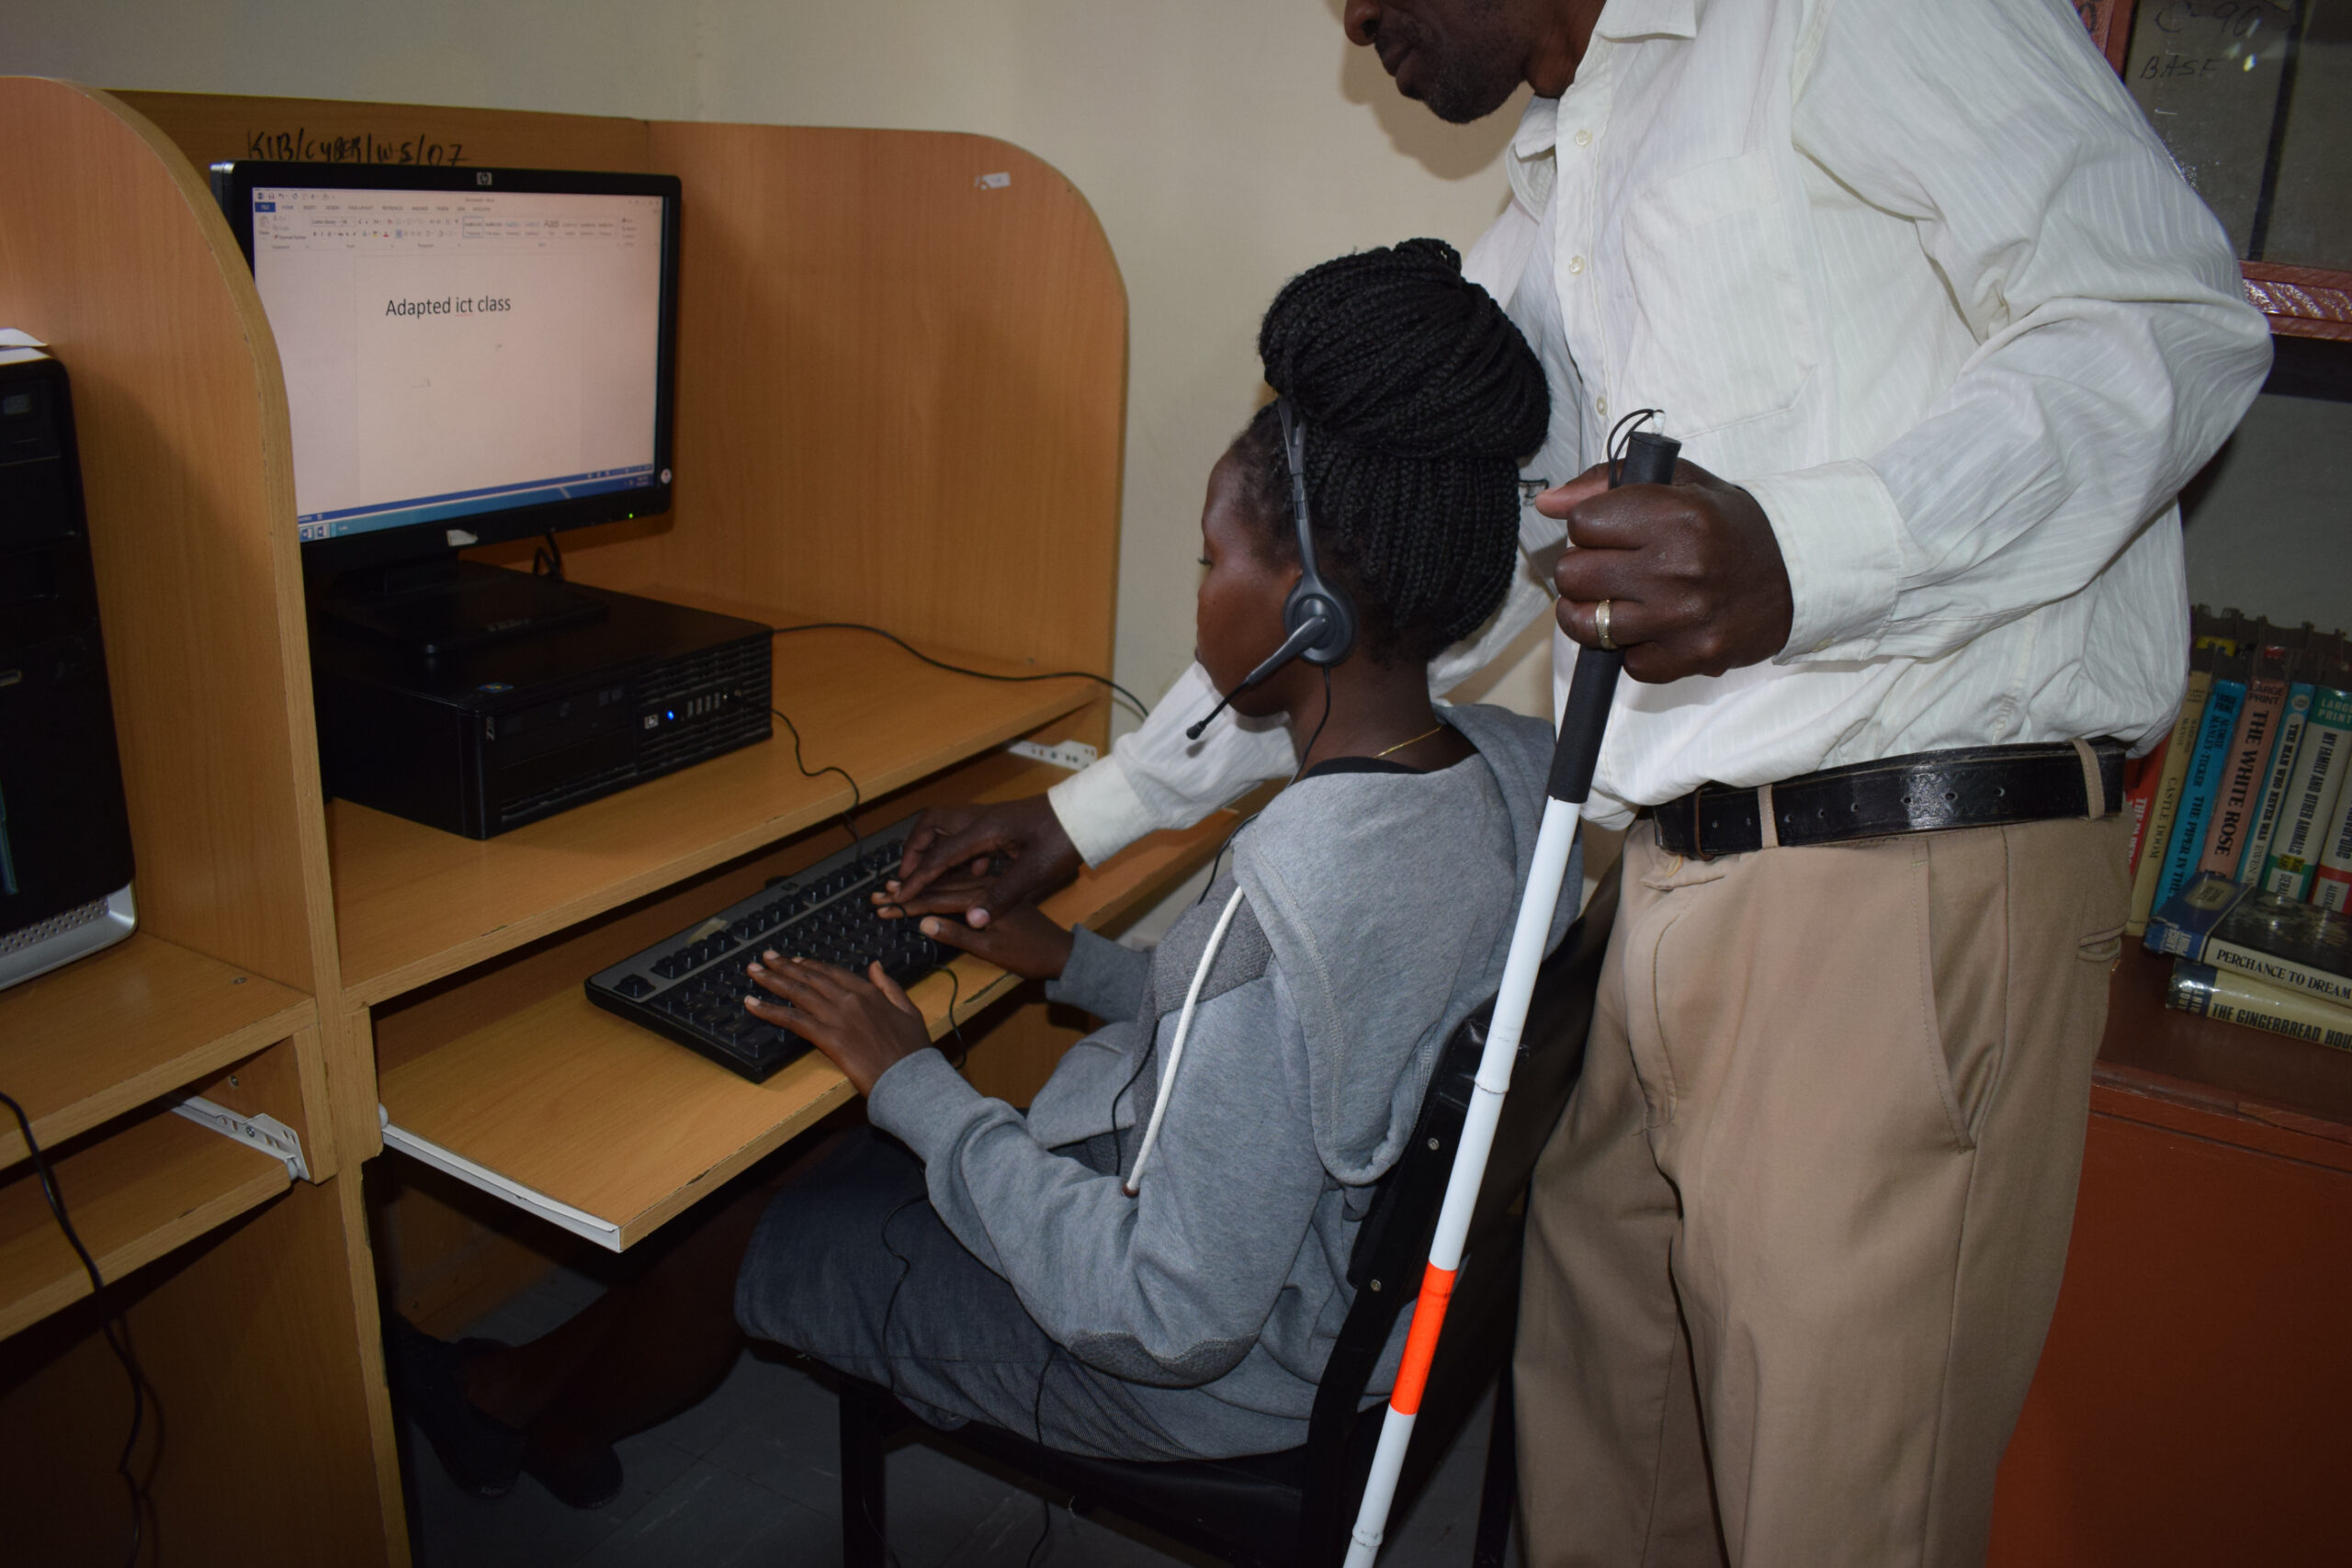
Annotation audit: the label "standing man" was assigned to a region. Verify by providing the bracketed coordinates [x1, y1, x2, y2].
[889, 2, 2270, 1562]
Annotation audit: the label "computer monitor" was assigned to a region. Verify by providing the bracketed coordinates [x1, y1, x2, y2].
[214, 161, 681, 649]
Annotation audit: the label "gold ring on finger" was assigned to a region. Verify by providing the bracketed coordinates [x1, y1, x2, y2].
[1595, 598, 1616, 652]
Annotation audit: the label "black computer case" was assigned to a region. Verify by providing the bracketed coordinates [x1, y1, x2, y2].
[0, 350, 139, 989]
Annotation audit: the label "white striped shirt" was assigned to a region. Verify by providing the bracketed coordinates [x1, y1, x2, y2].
[1050, 0, 2270, 854]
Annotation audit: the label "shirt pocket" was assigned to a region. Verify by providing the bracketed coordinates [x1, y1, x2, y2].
[1618, 150, 1812, 439]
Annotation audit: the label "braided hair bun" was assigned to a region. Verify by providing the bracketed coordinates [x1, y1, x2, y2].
[1236, 237, 1549, 665]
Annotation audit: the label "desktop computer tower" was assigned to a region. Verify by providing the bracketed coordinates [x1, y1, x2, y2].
[310, 582, 775, 839]
[0, 351, 138, 990]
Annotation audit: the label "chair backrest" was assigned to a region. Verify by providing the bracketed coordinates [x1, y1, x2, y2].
[1296, 858, 1622, 1562]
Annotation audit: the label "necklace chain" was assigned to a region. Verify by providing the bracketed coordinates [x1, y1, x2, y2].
[1372, 723, 1445, 760]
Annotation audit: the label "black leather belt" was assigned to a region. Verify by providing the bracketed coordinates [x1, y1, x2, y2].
[1651, 740, 2126, 861]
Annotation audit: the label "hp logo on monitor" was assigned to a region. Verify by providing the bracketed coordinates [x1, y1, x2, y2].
[477, 172, 493, 186]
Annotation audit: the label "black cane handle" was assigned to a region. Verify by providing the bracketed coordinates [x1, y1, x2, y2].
[1545, 430, 1681, 805]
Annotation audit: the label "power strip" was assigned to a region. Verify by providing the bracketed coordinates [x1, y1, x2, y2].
[1006, 739, 1100, 773]
[173, 1094, 310, 1180]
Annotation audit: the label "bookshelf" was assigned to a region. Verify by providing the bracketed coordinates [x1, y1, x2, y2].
[0, 76, 1203, 1565]
[2011, 32, 2352, 1557]
[2062, 17, 2352, 1530]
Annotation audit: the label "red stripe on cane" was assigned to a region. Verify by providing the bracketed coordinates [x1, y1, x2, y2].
[1388, 1262, 1457, 1416]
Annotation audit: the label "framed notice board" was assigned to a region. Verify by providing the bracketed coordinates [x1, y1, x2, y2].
[2089, 1, 2352, 340]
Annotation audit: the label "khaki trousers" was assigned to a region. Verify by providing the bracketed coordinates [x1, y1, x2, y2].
[1516, 815, 2130, 1568]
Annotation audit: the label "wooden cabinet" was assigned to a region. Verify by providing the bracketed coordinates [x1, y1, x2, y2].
[1989, 949, 2352, 1567]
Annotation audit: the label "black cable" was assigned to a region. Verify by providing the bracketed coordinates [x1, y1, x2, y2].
[1031, 1340, 1057, 1445]
[938, 965, 967, 1066]
[1606, 408, 1662, 486]
[1295, 664, 1335, 777]
[1025, 1494, 1057, 1567]
[531, 529, 565, 579]
[770, 705, 863, 857]
[1106, 1017, 1161, 1179]
[1193, 664, 1332, 908]
[1193, 816, 1258, 908]
[865, 886, 967, 1065]
[1024, 1347, 1062, 1565]
[864, 1188, 931, 1568]
[1, 1091, 150, 1568]
[854, 1461, 908, 1568]
[771, 622, 1148, 723]
[759, 709, 969, 1066]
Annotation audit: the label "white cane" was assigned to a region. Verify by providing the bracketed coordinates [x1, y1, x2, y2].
[1341, 425, 1681, 1567]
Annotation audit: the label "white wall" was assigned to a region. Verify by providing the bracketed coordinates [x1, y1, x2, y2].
[0, 1, 707, 120]
[2, 0, 1541, 721]
[17, 1, 2324, 708]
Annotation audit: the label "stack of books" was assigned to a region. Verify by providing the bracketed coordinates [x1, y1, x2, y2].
[2128, 608, 2352, 1052]
[2123, 609, 2352, 937]
[2147, 874, 2352, 1052]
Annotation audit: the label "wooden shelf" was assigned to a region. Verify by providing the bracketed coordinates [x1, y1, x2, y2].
[331, 618, 1098, 1007]
[2242, 262, 2352, 344]
[0, 1107, 292, 1341]
[2095, 945, 2352, 1171]
[0, 933, 313, 1171]
[379, 813, 1232, 1249]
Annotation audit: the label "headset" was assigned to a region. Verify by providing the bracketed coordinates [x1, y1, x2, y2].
[1185, 396, 1358, 739]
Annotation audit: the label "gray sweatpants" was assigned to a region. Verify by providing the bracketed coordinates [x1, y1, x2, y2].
[733, 1129, 1309, 1461]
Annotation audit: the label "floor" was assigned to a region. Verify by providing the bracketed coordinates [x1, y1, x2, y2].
[401, 1264, 1522, 1568]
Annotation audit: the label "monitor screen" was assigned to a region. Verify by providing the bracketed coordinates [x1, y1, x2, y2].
[217, 164, 679, 570]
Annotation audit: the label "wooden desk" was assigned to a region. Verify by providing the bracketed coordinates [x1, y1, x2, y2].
[379, 807, 1227, 1249]
[0, 78, 1160, 1565]
[1990, 947, 2352, 1567]
[333, 622, 1102, 1003]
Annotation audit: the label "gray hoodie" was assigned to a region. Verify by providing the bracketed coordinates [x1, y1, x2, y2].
[866, 702, 1572, 1435]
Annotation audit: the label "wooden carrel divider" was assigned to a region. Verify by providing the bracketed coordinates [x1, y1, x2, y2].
[0, 77, 1145, 1565]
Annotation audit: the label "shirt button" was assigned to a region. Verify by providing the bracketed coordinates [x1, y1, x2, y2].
[1567, 254, 1586, 276]
[1574, 129, 1593, 147]
[1595, 396, 1609, 416]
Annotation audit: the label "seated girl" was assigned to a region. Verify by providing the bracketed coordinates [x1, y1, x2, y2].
[395, 237, 1569, 1505]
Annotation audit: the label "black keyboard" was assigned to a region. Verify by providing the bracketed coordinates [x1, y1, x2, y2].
[585, 813, 946, 1081]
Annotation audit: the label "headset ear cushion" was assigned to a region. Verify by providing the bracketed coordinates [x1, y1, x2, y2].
[1286, 579, 1355, 667]
[1325, 592, 1355, 662]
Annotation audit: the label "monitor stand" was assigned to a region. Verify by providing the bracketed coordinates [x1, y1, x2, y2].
[314, 558, 610, 657]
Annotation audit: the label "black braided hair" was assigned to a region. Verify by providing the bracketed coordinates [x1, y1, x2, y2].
[1232, 237, 1548, 667]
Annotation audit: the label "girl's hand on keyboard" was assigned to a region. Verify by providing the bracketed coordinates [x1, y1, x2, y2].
[879, 797, 1081, 924]
[741, 956, 930, 1096]
[915, 905, 1073, 981]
